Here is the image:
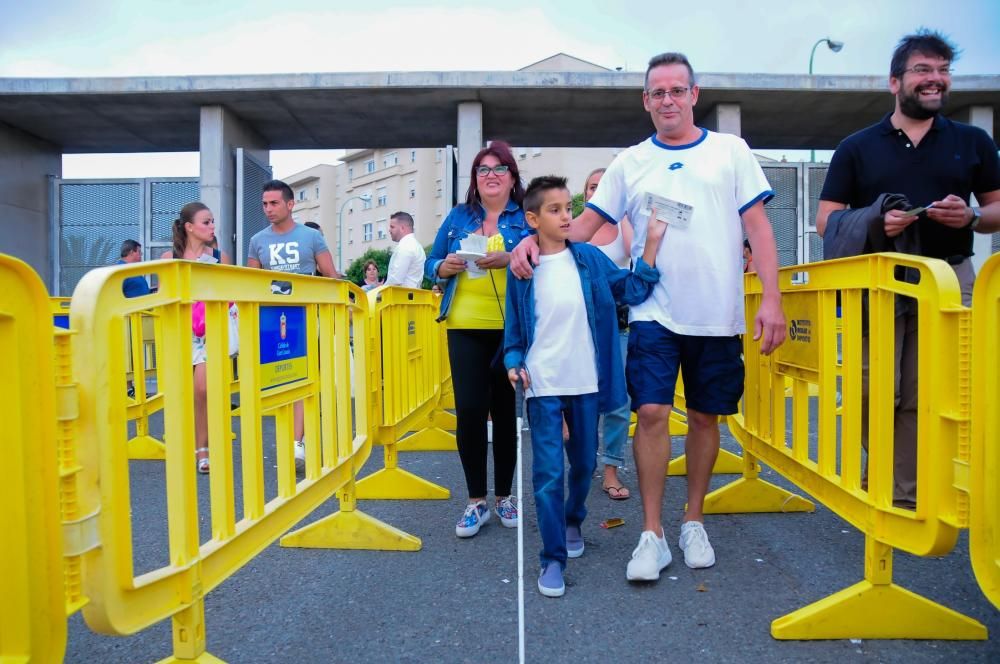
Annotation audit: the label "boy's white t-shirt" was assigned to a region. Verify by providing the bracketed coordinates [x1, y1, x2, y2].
[586, 129, 773, 336]
[524, 248, 597, 399]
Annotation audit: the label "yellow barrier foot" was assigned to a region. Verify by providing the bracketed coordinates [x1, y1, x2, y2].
[156, 653, 226, 663]
[396, 427, 457, 452]
[355, 467, 450, 500]
[668, 448, 743, 476]
[280, 509, 422, 551]
[702, 477, 815, 514]
[433, 409, 457, 432]
[128, 435, 166, 460]
[668, 416, 688, 437]
[771, 580, 988, 640]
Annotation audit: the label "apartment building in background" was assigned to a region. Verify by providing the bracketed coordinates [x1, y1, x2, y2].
[282, 54, 624, 271]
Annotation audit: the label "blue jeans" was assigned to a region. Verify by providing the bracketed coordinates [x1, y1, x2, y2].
[527, 392, 599, 569]
[600, 330, 630, 467]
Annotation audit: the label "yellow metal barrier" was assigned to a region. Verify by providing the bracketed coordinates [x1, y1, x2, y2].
[665, 373, 743, 476]
[70, 260, 413, 663]
[355, 286, 452, 501]
[722, 253, 984, 639]
[125, 310, 168, 459]
[1, 255, 67, 663]
[970, 253, 1000, 610]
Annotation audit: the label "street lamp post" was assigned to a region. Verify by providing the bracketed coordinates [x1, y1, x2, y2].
[809, 37, 844, 162]
[337, 194, 371, 273]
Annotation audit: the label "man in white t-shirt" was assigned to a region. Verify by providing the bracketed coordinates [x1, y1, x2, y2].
[511, 52, 786, 581]
[384, 211, 426, 288]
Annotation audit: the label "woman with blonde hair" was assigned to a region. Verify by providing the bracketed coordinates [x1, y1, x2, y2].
[160, 202, 232, 473]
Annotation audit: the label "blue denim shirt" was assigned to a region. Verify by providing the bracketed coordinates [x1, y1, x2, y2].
[425, 199, 528, 321]
[503, 241, 659, 413]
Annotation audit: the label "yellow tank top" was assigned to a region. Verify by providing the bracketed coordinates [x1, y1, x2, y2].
[447, 233, 508, 330]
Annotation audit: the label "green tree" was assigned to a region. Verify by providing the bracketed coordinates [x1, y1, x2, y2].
[572, 192, 586, 217]
[344, 247, 392, 285]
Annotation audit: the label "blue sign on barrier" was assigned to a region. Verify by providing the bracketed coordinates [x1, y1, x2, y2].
[54, 315, 69, 329]
[259, 305, 307, 390]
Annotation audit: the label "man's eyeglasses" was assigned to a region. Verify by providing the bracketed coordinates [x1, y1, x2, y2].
[646, 87, 690, 102]
[902, 65, 953, 77]
[476, 164, 510, 177]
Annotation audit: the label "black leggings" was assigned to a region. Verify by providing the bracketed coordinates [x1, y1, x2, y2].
[447, 328, 516, 498]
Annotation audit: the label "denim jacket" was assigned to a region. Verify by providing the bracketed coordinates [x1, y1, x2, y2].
[503, 241, 659, 413]
[425, 200, 528, 322]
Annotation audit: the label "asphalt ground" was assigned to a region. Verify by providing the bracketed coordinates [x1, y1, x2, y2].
[65, 412, 999, 663]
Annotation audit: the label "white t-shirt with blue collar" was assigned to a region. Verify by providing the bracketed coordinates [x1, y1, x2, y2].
[586, 129, 772, 336]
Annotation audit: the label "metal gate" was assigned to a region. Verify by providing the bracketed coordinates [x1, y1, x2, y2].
[759, 162, 829, 268]
[235, 148, 273, 265]
[51, 178, 199, 295]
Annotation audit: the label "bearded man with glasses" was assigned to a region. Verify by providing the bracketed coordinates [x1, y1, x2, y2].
[817, 29, 1000, 508]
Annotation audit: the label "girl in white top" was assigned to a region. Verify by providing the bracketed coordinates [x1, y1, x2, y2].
[160, 202, 232, 473]
[585, 168, 635, 500]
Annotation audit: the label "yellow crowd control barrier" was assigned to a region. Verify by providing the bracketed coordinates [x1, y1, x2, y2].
[723, 252, 985, 640]
[665, 373, 743, 476]
[970, 253, 1000, 611]
[355, 286, 453, 504]
[1, 256, 67, 663]
[68, 259, 412, 663]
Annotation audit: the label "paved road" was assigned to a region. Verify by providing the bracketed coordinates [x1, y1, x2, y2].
[66, 415, 999, 663]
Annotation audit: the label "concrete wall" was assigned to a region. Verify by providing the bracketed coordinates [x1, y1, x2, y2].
[199, 106, 269, 260]
[0, 122, 61, 286]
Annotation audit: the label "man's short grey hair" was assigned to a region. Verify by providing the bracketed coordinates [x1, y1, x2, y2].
[645, 52, 696, 89]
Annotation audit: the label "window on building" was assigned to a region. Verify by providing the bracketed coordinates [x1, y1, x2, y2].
[435, 179, 442, 198]
[383, 152, 398, 168]
[297, 189, 306, 201]
[315, 186, 320, 198]
[408, 178, 416, 199]
[435, 149, 442, 163]
[532, 147, 542, 156]
[348, 227, 354, 244]
[362, 192, 373, 210]
[376, 186, 387, 207]
[517, 147, 527, 159]
[363, 223, 373, 242]
[365, 159, 375, 174]
[410, 150, 417, 163]
[348, 167, 354, 180]
[376, 219, 387, 240]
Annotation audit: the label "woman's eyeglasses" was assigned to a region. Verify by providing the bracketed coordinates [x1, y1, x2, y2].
[476, 165, 510, 177]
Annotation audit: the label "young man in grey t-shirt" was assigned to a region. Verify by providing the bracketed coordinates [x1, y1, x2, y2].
[248, 179, 341, 471]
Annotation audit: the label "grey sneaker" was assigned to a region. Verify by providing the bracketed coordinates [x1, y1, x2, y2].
[678, 521, 716, 569]
[538, 563, 565, 597]
[626, 530, 672, 581]
[566, 524, 584, 558]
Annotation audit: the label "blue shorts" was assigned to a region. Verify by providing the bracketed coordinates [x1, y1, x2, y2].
[626, 320, 744, 416]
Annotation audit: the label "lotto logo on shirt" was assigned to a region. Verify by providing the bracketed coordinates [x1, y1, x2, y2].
[267, 242, 301, 271]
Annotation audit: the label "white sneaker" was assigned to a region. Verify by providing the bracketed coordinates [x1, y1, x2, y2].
[626, 530, 672, 581]
[294, 439, 306, 472]
[678, 521, 716, 569]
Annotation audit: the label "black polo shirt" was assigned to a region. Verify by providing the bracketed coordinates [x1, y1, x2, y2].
[821, 112, 1000, 260]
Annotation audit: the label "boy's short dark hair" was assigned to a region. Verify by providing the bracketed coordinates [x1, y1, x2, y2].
[120, 239, 141, 257]
[262, 179, 294, 202]
[890, 29, 959, 78]
[523, 175, 569, 214]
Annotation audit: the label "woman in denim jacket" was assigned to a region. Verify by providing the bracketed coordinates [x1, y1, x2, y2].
[425, 140, 528, 538]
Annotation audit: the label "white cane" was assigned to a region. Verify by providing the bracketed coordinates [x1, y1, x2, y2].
[514, 377, 526, 664]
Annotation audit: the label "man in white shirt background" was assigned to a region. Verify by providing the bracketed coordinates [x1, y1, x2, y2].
[384, 211, 426, 288]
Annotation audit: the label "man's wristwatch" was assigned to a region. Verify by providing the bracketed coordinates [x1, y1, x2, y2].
[965, 209, 981, 230]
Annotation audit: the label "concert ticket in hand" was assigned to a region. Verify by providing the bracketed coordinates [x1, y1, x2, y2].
[643, 192, 693, 229]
